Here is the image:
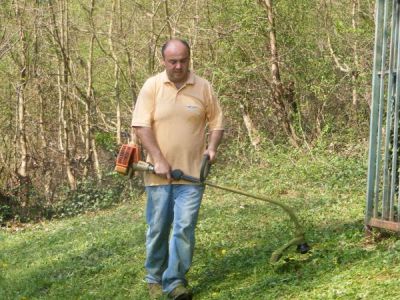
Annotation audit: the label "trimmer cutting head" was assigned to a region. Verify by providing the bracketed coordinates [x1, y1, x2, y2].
[297, 243, 310, 254]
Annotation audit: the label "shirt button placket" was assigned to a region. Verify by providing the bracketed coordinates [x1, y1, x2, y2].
[176, 84, 185, 102]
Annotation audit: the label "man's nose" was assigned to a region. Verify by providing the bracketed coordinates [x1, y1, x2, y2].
[175, 62, 182, 69]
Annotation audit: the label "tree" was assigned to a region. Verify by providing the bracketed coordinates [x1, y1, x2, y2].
[259, 0, 300, 147]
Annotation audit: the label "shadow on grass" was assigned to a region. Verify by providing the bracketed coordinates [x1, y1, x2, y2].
[191, 219, 373, 299]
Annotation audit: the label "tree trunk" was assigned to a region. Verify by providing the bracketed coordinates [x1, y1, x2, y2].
[165, 0, 173, 39]
[50, 0, 77, 190]
[12, 0, 33, 212]
[240, 102, 261, 149]
[351, 0, 360, 106]
[87, 0, 102, 180]
[324, 0, 360, 108]
[33, 5, 54, 202]
[189, 0, 199, 69]
[259, 0, 299, 147]
[109, 0, 122, 145]
[83, 0, 95, 178]
[15, 1, 29, 179]
[148, 0, 157, 73]
[91, 137, 102, 181]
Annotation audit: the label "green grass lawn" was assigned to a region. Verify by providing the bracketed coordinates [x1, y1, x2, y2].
[2, 147, 400, 299]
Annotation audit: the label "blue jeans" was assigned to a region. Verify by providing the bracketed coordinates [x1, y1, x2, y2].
[144, 184, 204, 293]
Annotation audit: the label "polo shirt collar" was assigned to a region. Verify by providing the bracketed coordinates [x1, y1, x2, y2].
[162, 70, 195, 86]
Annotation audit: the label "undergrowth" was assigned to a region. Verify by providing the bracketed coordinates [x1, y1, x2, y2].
[0, 174, 144, 223]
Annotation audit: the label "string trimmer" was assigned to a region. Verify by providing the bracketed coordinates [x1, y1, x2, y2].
[116, 144, 310, 263]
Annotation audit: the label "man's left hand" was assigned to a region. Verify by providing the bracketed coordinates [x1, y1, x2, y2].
[204, 149, 217, 163]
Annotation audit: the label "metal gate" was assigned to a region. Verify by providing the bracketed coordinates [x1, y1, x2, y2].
[366, 0, 400, 232]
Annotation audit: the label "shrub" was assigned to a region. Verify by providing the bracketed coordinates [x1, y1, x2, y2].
[53, 174, 143, 218]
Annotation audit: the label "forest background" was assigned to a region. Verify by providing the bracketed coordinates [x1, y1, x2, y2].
[0, 0, 374, 222]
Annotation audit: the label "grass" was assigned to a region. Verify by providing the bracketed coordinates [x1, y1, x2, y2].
[2, 146, 400, 299]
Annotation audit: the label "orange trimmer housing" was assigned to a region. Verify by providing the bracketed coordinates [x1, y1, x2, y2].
[115, 144, 141, 175]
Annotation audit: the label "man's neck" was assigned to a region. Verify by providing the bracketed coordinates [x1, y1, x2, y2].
[174, 82, 185, 89]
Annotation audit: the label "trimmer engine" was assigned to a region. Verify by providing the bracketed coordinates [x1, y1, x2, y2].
[115, 144, 154, 175]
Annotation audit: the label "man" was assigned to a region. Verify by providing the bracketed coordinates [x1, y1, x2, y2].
[131, 39, 224, 300]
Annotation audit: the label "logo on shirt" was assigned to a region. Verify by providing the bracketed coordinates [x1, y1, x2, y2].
[185, 105, 199, 112]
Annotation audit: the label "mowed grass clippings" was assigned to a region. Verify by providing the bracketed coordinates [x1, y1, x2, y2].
[2, 148, 400, 299]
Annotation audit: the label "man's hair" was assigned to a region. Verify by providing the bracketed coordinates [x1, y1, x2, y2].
[161, 39, 191, 59]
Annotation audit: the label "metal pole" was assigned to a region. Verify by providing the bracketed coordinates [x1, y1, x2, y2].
[366, 0, 388, 223]
[382, 0, 398, 219]
[374, 0, 390, 218]
[390, 0, 400, 221]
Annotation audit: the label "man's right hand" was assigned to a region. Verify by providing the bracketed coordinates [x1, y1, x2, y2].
[134, 126, 172, 182]
[153, 157, 171, 181]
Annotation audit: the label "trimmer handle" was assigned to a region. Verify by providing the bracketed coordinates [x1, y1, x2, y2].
[171, 154, 211, 183]
[170, 170, 201, 183]
[200, 154, 211, 182]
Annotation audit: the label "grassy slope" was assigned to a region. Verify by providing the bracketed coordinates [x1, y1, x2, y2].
[2, 148, 400, 300]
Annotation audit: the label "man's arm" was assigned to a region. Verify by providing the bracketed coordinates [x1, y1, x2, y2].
[134, 126, 171, 180]
[204, 129, 224, 163]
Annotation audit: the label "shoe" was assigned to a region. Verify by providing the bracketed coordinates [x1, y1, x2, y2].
[168, 284, 193, 300]
[148, 283, 163, 299]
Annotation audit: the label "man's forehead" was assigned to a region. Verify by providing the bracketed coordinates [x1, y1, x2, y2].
[164, 42, 189, 57]
[164, 52, 189, 60]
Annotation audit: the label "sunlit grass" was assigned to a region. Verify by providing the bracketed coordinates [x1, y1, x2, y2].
[2, 147, 400, 299]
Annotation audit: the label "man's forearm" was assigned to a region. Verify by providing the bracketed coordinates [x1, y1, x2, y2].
[134, 127, 163, 161]
[205, 130, 224, 162]
[208, 130, 224, 151]
[133, 126, 171, 178]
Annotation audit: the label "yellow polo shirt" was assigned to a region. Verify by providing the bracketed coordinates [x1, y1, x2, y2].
[132, 71, 224, 186]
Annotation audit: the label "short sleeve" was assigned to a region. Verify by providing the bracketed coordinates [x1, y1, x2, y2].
[131, 78, 156, 127]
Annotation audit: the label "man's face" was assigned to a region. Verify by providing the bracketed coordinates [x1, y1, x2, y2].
[162, 42, 190, 85]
